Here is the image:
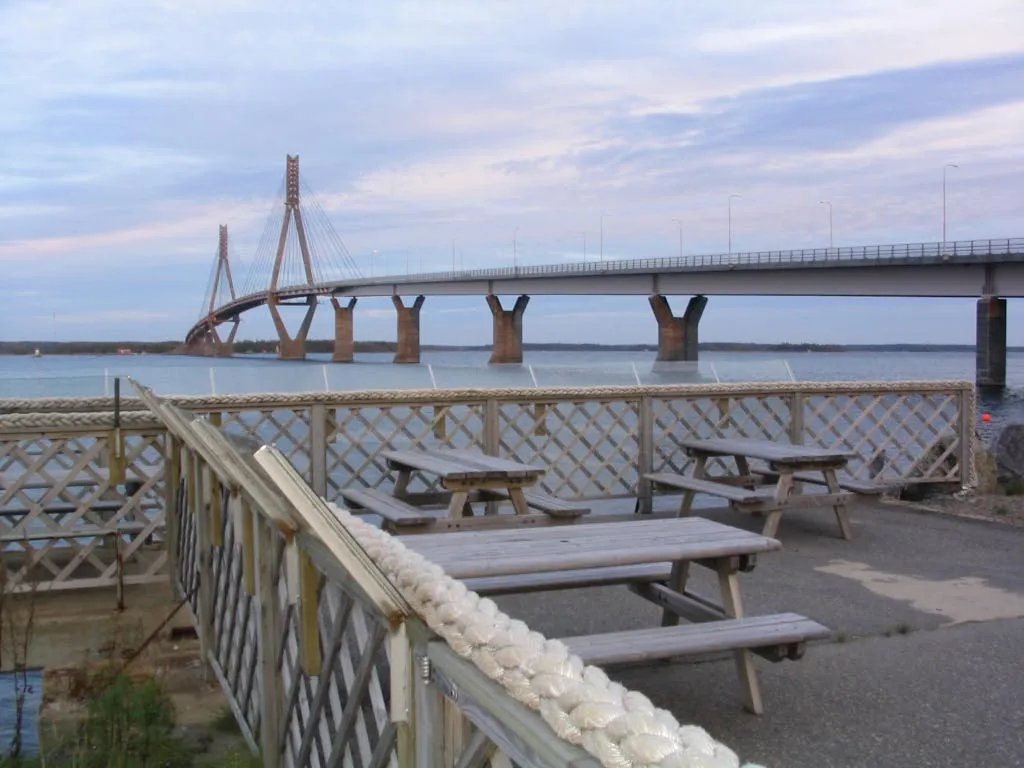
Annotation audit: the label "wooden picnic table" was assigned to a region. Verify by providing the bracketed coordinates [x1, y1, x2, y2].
[383, 448, 547, 519]
[402, 517, 830, 714]
[647, 436, 862, 539]
[337, 448, 590, 532]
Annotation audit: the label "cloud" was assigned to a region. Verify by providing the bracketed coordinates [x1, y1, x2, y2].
[1, 0, 1023, 345]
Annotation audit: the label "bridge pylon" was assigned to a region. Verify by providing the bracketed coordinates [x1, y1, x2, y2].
[266, 154, 318, 360]
[190, 224, 240, 358]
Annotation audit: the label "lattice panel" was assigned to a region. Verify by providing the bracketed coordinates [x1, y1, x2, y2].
[210, 493, 261, 740]
[802, 392, 964, 482]
[217, 408, 313, 480]
[498, 400, 640, 498]
[276, 565, 396, 768]
[176, 476, 200, 614]
[652, 395, 793, 478]
[325, 403, 486, 500]
[0, 429, 168, 591]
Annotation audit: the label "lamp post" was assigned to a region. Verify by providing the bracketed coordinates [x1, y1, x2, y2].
[600, 211, 610, 262]
[819, 200, 833, 249]
[371, 248, 378, 277]
[943, 163, 958, 246]
[728, 194, 742, 254]
[513, 226, 519, 268]
[672, 217, 683, 258]
[579, 230, 587, 260]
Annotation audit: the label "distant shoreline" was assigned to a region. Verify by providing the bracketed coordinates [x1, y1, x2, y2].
[0, 340, 1013, 356]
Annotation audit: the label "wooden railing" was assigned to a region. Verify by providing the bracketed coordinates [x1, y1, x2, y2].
[136, 385, 743, 768]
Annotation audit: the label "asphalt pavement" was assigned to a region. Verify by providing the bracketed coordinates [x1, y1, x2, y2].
[491, 498, 1024, 768]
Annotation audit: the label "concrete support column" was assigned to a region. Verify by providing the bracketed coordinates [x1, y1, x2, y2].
[268, 295, 317, 361]
[649, 294, 708, 362]
[393, 295, 425, 364]
[977, 296, 1007, 388]
[330, 298, 357, 363]
[487, 294, 530, 365]
[209, 321, 238, 358]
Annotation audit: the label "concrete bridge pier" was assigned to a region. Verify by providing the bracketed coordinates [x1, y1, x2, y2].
[977, 296, 1007, 388]
[393, 295, 425, 364]
[487, 294, 530, 365]
[649, 294, 707, 362]
[331, 298, 357, 363]
[269, 295, 317, 360]
[208, 320, 238, 358]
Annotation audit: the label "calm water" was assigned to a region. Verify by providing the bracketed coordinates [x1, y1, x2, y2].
[1, 348, 1021, 442]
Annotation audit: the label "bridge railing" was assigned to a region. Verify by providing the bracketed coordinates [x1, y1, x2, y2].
[202, 237, 1024, 315]
[133, 382, 753, 768]
[306, 236, 1024, 292]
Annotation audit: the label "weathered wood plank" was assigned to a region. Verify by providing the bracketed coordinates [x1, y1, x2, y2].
[402, 518, 780, 580]
[482, 489, 590, 518]
[560, 613, 832, 666]
[645, 473, 774, 504]
[333, 490, 435, 526]
[0, 522, 163, 543]
[463, 563, 672, 596]
[0, 468, 149, 491]
[0, 500, 128, 517]
[752, 467, 895, 494]
[382, 449, 545, 481]
[678, 436, 854, 465]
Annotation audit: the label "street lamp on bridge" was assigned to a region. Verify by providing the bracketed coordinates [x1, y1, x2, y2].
[672, 217, 683, 258]
[579, 230, 587, 261]
[728, 194, 742, 254]
[820, 200, 833, 249]
[600, 211, 610, 261]
[513, 226, 519, 269]
[943, 163, 958, 246]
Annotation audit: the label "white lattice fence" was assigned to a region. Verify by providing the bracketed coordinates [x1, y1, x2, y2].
[0, 415, 168, 592]
[164, 383, 974, 505]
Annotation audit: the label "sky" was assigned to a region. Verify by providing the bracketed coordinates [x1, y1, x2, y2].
[2, 0, 1023, 347]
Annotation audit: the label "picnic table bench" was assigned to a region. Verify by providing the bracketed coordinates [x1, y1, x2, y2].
[339, 448, 589, 532]
[647, 437, 866, 540]
[404, 517, 831, 714]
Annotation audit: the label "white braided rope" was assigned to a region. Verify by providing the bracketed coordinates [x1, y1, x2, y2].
[329, 505, 765, 768]
[0, 410, 163, 431]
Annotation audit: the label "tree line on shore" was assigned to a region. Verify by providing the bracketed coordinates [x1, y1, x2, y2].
[0, 340, 999, 355]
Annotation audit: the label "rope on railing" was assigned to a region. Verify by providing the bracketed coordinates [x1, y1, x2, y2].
[0, 379, 977, 414]
[330, 505, 764, 768]
[0, 410, 163, 430]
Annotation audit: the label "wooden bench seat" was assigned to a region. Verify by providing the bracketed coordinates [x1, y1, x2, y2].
[464, 563, 672, 596]
[646, 473, 775, 505]
[752, 467, 894, 494]
[336, 488, 435, 527]
[560, 612, 832, 667]
[0, 500, 126, 518]
[483, 488, 591, 518]
[0, 522, 163, 544]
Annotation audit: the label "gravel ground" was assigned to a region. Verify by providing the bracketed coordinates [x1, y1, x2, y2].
[906, 491, 1024, 527]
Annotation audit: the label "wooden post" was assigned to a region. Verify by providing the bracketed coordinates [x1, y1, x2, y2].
[390, 623, 414, 768]
[958, 384, 975, 489]
[210, 473, 224, 548]
[257, 521, 284, 767]
[432, 406, 447, 440]
[298, 549, 322, 675]
[414, 645, 444, 767]
[310, 404, 328, 497]
[484, 399, 501, 515]
[636, 396, 653, 514]
[789, 392, 805, 445]
[165, 436, 182, 599]
[241, 498, 256, 596]
[195, 459, 214, 681]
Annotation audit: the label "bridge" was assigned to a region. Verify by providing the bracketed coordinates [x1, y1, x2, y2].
[186, 155, 1024, 387]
